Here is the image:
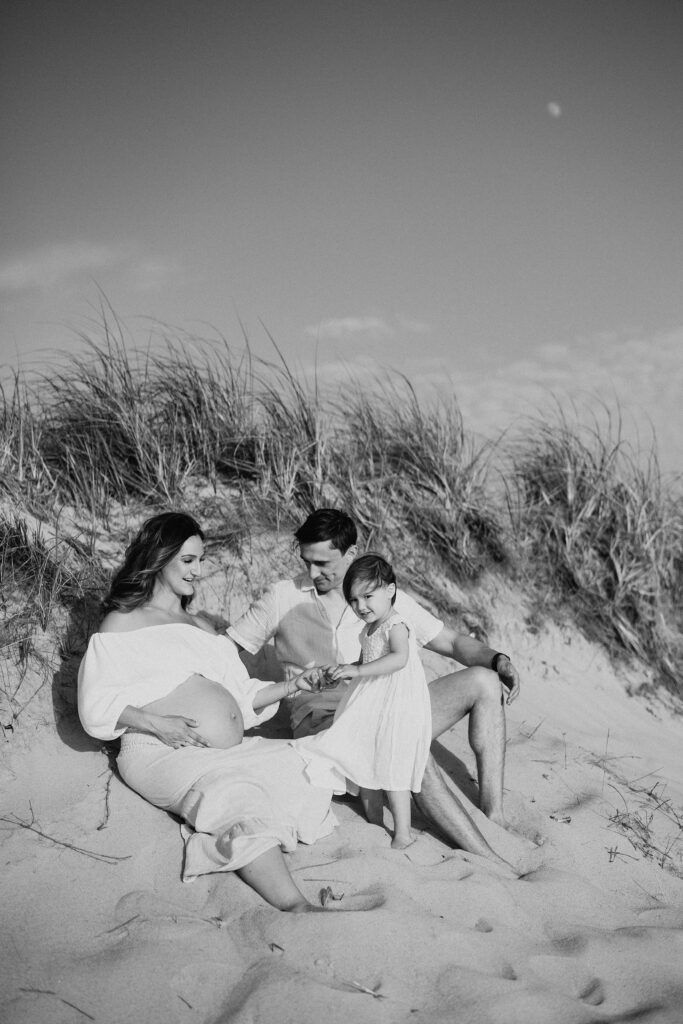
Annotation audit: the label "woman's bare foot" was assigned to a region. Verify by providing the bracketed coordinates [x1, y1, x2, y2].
[294, 888, 388, 912]
[289, 899, 321, 912]
[391, 832, 415, 850]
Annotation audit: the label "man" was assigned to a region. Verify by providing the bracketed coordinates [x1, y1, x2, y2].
[228, 509, 520, 858]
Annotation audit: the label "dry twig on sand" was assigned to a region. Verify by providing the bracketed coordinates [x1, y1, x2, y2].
[18, 988, 95, 1021]
[1, 802, 130, 864]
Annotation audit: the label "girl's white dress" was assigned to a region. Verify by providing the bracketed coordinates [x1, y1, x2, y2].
[295, 610, 432, 792]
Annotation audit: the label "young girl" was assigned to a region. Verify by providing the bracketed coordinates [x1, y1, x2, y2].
[295, 554, 432, 849]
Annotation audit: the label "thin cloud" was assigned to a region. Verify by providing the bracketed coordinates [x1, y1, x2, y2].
[130, 257, 179, 293]
[0, 242, 128, 294]
[305, 316, 394, 342]
[305, 314, 432, 343]
[436, 328, 683, 473]
[396, 315, 432, 335]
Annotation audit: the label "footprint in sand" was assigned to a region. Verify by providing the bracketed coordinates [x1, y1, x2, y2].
[514, 844, 551, 877]
[578, 977, 605, 1006]
[111, 888, 207, 933]
[114, 889, 176, 919]
[549, 932, 589, 955]
[471, 916, 520, 982]
[527, 954, 606, 1007]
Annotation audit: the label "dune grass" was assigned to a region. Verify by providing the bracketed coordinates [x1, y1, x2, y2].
[0, 507, 106, 732]
[0, 513, 74, 631]
[0, 317, 681, 698]
[509, 407, 683, 685]
[337, 375, 505, 576]
[34, 317, 259, 517]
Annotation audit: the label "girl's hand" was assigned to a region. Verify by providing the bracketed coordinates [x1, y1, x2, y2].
[145, 713, 209, 748]
[327, 663, 359, 683]
[320, 665, 343, 689]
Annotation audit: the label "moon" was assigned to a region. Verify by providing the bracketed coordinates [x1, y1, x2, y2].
[547, 102, 562, 118]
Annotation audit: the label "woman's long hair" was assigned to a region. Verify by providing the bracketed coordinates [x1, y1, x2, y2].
[102, 512, 204, 614]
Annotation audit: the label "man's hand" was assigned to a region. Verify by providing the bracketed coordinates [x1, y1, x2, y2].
[294, 664, 325, 692]
[495, 658, 520, 704]
[326, 663, 360, 683]
[294, 662, 358, 692]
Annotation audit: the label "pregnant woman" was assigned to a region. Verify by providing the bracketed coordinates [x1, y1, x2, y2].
[78, 512, 337, 912]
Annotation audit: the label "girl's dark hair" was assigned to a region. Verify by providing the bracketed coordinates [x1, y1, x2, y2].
[294, 508, 357, 553]
[102, 512, 204, 614]
[342, 553, 396, 605]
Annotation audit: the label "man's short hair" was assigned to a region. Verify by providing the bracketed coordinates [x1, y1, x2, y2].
[294, 508, 357, 553]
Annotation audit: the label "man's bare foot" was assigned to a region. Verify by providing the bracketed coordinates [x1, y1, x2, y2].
[391, 833, 415, 850]
[485, 811, 508, 830]
[483, 808, 547, 847]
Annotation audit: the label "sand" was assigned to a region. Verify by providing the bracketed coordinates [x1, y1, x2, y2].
[2, 576, 682, 1023]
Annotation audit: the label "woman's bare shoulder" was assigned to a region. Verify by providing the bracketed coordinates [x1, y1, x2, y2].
[99, 608, 150, 633]
[191, 611, 222, 635]
[99, 606, 222, 635]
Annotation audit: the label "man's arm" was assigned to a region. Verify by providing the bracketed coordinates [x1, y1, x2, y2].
[226, 584, 279, 655]
[423, 626, 520, 703]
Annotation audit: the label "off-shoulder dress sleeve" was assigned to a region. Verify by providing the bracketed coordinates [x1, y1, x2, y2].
[78, 627, 279, 741]
[78, 634, 137, 741]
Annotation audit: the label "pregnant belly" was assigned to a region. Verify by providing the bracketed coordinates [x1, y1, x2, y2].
[143, 675, 244, 749]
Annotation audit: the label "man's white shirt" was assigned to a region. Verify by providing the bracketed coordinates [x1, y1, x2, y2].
[227, 574, 443, 734]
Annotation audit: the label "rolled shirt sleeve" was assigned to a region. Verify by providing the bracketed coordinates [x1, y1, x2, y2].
[226, 584, 279, 655]
[393, 591, 443, 647]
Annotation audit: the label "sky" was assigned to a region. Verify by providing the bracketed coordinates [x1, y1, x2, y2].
[1, 0, 682, 472]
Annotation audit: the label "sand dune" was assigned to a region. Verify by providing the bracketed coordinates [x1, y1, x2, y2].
[2, 577, 682, 1023]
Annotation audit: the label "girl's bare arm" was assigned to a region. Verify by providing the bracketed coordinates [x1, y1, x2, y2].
[332, 622, 409, 681]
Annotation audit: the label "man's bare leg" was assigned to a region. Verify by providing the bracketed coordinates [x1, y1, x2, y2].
[427, 666, 506, 826]
[415, 755, 512, 871]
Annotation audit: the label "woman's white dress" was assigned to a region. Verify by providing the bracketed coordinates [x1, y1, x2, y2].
[78, 624, 336, 879]
[295, 611, 432, 793]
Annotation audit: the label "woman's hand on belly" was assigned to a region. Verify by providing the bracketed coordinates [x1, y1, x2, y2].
[142, 675, 245, 750]
[143, 712, 210, 749]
